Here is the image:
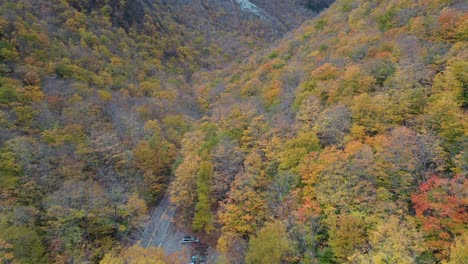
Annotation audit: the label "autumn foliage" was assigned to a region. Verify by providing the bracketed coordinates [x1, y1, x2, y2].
[412, 175, 467, 260]
[0, 0, 466, 263]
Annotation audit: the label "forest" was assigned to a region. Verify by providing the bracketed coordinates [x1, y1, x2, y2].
[0, 0, 466, 263]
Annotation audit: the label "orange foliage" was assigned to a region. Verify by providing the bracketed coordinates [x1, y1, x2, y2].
[23, 72, 40, 85]
[374, 51, 393, 59]
[262, 80, 282, 107]
[311, 63, 338, 80]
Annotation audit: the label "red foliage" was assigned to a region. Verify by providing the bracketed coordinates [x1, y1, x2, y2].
[411, 175, 467, 260]
[438, 9, 459, 29]
[46, 95, 64, 111]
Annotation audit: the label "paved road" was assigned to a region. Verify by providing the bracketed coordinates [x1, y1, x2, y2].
[139, 195, 179, 250]
[138, 194, 219, 263]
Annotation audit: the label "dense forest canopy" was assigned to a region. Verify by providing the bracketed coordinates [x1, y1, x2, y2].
[0, 0, 466, 263]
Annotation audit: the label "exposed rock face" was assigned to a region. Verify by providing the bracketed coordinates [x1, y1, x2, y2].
[154, 0, 334, 38]
[150, 0, 334, 59]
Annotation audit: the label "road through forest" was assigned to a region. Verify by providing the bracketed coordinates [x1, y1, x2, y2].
[138, 194, 219, 263]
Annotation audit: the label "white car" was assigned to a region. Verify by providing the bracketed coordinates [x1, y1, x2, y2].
[180, 235, 199, 244]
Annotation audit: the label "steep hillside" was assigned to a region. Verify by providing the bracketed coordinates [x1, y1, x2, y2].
[60, 0, 330, 64]
[152, 0, 335, 61]
[0, 0, 466, 263]
[0, 0, 328, 263]
[170, 0, 468, 263]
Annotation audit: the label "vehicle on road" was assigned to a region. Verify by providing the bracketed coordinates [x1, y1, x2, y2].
[180, 235, 199, 244]
[191, 254, 207, 264]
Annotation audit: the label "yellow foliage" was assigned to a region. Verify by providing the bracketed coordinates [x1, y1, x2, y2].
[327, 213, 368, 261]
[341, 65, 376, 96]
[41, 125, 87, 146]
[241, 78, 261, 96]
[140, 81, 161, 96]
[110, 56, 122, 65]
[68, 93, 83, 104]
[217, 232, 238, 254]
[409, 16, 427, 36]
[245, 221, 295, 264]
[101, 245, 182, 264]
[100, 252, 125, 264]
[350, 216, 423, 264]
[432, 58, 468, 103]
[13, 105, 36, 125]
[155, 90, 177, 101]
[127, 193, 148, 216]
[169, 154, 201, 212]
[351, 93, 408, 134]
[97, 89, 112, 101]
[20, 85, 45, 102]
[445, 232, 468, 264]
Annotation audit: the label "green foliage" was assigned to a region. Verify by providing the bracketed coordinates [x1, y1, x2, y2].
[377, 9, 396, 32]
[293, 80, 317, 110]
[316, 247, 334, 264]
[278, 131, 321, 171]
[268, 51, 279, 59]
[369, 59, 396, 86]
[0, 149, 19, 189]
[245, 221, 295, 264]
[340, 1, 353, 13]
[55, 62, 96, 83]
[199, 135, 219, 154]
[162, 114, 190, 145]
[425, 95, 465, 154]
[0, 81, 18, 104]
[13, 105, 37, 126]
[220, 128, 243, 142]
[0, 41, 19, 62]
[314, 19, 328, 31]
[192, 160, 214, 233]
[42, 125, 87, 146]
[0, 224, 47, 264]
[272, 61, 286, 70]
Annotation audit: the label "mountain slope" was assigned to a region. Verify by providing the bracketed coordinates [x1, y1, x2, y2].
[170, 0, 467, 263]
[0, 0, 466, 263]
[0, 0, 330, 263]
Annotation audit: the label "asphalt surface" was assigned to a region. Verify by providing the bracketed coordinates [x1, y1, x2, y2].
[139, 194, 219, 263]
[139, 195, 179, 250]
